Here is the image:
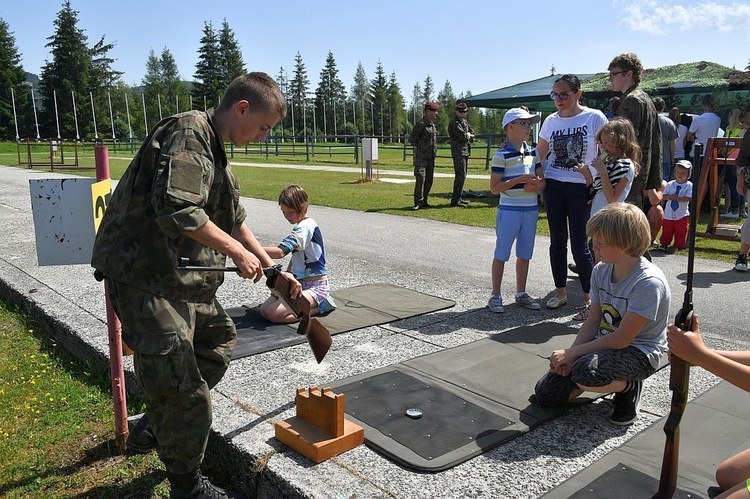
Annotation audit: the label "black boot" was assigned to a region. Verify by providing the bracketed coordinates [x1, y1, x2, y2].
[126, 413, 158, 454]
[167, 469, 230, 499]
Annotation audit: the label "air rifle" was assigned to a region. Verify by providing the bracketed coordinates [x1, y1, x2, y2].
[654, 142, 703, 498]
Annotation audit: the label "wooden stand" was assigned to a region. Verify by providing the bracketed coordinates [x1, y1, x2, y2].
[275, 386, 364, 463]
[696, 137, 742, 240]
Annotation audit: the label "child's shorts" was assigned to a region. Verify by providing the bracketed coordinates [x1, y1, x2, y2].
[302, 279, 336, 315]
[494, 208, 538, 262]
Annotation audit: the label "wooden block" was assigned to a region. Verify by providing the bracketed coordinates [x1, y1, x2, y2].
[296, 387, 344, 437]
[275, 416, 364, 463]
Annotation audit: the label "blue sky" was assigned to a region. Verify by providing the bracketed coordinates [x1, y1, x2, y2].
[2, 0, 749, 102]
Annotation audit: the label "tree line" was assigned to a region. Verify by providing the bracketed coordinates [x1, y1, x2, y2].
[0, 0, 505, 143]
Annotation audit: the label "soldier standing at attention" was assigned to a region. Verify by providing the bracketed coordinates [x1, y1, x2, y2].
[448, 101, 475, 207]
[92, 72, 297, 498]
[410, 101, 440, 210]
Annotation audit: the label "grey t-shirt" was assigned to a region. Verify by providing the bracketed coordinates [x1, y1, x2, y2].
[590, 258, 671, 369]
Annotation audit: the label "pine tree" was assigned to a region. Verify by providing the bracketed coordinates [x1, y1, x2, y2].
[435, 80, 455, 135]
[387, 71, 405, 140]
[289, 51, 309, 137]
[409, 81, 422, 127]
[350, 62, 370, 134]
[0, 17, 32, 140]
[275, 67, 289, 136]
[421, 75, 434, 105]
[314, 51, 346, 138]
[39, 0, 92, 139]
[370, 61, 388, 137]
[193, 21, 223, 108]
[160, 48, 188, 116]
[218, 19, 245, 86]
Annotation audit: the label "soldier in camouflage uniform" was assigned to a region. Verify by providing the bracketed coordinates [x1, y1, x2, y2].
[448, 102, 475, 207]
[409, 101, 439, 210]
[92, 72, 290, 499]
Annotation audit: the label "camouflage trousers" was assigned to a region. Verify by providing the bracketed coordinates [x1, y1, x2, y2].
[107, 279, 236, 474]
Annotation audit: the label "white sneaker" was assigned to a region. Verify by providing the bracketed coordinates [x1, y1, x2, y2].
[516, 293, 540, 310]
[487, 295, 504, 313]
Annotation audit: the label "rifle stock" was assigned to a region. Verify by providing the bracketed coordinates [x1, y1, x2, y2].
[654, 143, 703, 498]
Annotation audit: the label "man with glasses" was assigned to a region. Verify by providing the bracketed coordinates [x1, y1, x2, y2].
[410, 101, 440, 210]
[607, 53, 663, 210]
[448, 102, 475, 207]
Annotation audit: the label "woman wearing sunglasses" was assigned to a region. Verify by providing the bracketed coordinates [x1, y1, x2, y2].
[536, 74, 608, 317]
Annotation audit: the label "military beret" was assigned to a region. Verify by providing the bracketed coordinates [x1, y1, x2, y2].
[425, 102, 440, 111]
[456, 102, 468, 111]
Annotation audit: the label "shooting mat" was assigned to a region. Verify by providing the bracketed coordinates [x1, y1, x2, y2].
[541, 381, 750, 498]
[229, 283, 456, 359]
[330, 322, 605, 471]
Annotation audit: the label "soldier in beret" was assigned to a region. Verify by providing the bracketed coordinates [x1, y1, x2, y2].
[409, 101, 439, 210]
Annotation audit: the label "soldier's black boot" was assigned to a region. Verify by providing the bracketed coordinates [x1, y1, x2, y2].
[167, 469, 230, 499]
[126, 413, 158, 455]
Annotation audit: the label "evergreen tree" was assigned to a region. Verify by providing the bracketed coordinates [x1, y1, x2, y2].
[0, 17, 32, 140]
[350, 61, 370, 134]
[160, 47, 188, 116]
[387, 71, 405, 140]
[435, 80, 455, 135]
[369, 61, 388, 137]
[289, 51, 309, 137]
[218, 19, 245, 86]
[275, 66, 289, 135]
[409, 81, 422, 127]
[192, 21, 223, 108]
[142, 49, 165, 128]
[38, 0, 92, 139]
[421, 75, 434, 105]
[314, 51, 346, 138]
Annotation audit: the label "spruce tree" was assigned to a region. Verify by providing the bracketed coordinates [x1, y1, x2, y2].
[219, 19, 245, 86]
[289, 51, 309, 137]
[193, 21, 223, 108]
[370, 61, 388, 137]
[0, 17, 32, 140]
[314, 51, 346, 137]
[350, 62, 370, 134]
[387, 71, 405, 140]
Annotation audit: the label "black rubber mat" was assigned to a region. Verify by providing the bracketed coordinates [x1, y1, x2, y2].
[336, 370, 515, 461]
[229, 283, 455, 359]
[330, 322, 599, 471]
[542, 381, 750, 498]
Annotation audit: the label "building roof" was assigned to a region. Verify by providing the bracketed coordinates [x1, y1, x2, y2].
[461, 61, 749, 113]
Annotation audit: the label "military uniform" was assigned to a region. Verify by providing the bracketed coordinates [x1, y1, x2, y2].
[409, 116, 438, 207]
[92, 109, 242, 475]
[613, 84, 663, 208]
[448, 113, 474, 205]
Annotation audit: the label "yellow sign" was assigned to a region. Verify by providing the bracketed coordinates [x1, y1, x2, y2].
[91, 179, 111, 233]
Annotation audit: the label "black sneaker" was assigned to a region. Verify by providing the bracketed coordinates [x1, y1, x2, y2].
[610, 380, 642, 426]
[568, 263, 579, 274]
[735, 254, 748, 272]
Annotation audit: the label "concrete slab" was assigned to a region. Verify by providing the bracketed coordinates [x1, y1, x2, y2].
[1, 162, 749, 498]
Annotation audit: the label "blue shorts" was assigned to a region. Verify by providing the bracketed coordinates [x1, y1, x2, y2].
[494, 208, 538, 262]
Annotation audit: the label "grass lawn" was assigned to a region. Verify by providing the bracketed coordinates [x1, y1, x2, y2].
[0, 301, 172, 498]
[0, 140, 742, 263]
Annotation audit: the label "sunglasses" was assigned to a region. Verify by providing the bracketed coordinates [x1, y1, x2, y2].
[608, 70, 628, 78]
[512, 121, 533, 129]
[550, 91, 576, 101]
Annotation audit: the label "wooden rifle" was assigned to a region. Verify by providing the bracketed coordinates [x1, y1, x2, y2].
[654, 142, 703, 498]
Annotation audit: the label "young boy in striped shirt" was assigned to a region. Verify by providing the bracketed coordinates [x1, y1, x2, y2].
[487, 108, 545, 313]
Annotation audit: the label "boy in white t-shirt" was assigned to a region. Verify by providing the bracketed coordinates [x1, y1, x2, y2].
[658, 160, 693, 253]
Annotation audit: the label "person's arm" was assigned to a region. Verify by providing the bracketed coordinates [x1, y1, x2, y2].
[549, 303, 603, 376]
[568, 310, 649, 360]
[184, 221, 265, 281]
[668, 314, 750, 392]
[490, 172, 536, 194]
[535, 138, 550, 177]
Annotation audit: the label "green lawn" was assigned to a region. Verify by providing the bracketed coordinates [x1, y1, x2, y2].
[0, 140, 742, 263]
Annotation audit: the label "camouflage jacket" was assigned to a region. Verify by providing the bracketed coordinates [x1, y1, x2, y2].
[613, 85, 663, 198]
[409, 117, 437, 165]
[91, 109, 246, 302]
[448, 116, 474, 157]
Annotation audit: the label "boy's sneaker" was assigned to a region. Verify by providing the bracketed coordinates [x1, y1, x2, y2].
[516, 293, 540, 310]
[735, 254, 748, 272]
[487, 295, 504, 313]
[610, 380, 642, 426]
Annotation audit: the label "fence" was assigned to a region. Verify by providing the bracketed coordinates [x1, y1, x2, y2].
[227, 133, 508, 169]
